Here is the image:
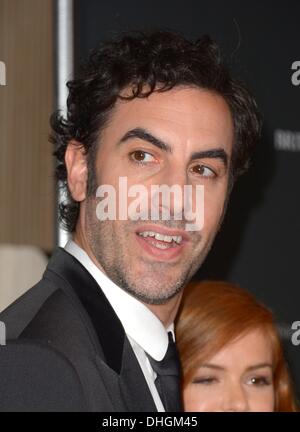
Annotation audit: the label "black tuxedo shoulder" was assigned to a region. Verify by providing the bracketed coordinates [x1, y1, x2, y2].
[0, 276, 59, 340]
[0, 247, 158, 412]
[19, 282, 105, 362]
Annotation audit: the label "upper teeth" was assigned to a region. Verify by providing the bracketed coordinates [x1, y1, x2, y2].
[138, 231, 183, 244]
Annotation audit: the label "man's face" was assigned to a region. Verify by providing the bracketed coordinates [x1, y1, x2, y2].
[81, 86, 233, 304]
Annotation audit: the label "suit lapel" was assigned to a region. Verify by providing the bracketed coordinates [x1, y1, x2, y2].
[47, 248, 124, 374]
[46, 247, 157, 411]
[119, 337, 157, 411]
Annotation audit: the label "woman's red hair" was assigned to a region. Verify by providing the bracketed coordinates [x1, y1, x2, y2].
[175, 280, 298, 412]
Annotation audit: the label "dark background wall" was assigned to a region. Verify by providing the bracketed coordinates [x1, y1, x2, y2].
[74, 0, 300, 398]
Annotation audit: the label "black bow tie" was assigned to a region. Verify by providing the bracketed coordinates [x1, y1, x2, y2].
[147, 332, 183, 412]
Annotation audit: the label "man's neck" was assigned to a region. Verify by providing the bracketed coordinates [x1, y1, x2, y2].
[143, 293, 183, 329]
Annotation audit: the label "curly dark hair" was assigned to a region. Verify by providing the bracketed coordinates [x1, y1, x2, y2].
[51, 30, 262, 232]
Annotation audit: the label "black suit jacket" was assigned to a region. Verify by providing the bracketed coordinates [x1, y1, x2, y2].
[0, 248, 157, 412]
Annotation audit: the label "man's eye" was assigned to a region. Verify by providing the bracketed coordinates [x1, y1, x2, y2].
[130, 150, 155, 163]
[190, 164, 216, 178]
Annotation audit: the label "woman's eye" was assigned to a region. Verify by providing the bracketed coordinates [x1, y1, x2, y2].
[192, 376, 218, 385]
[130, 150, 155, 163]
[190, 164, 216, 178]
[248, 376, 272, 386]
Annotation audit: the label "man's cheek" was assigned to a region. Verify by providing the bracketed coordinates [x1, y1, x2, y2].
[202, 208, 222, 240]
[206, 186, 227, 218]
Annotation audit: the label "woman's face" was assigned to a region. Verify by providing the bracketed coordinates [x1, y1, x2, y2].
[183, 329, 275, 412]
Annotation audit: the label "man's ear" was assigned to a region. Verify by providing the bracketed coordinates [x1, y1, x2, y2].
[65, 140, 88, 202]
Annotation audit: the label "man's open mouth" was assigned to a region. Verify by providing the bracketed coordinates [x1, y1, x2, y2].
[134, 225, 189, 261]
[137, 230, 182, 249]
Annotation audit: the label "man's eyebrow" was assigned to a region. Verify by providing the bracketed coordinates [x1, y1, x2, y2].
[119, 128, 228, 168]
[190, 148, 228, 168]
[118, 127, 172, 153]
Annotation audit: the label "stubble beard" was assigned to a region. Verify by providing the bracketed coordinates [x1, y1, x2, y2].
[84, 198, 213, 305]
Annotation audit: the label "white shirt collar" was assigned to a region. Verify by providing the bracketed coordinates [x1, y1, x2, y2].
[64, 240, 174, 361]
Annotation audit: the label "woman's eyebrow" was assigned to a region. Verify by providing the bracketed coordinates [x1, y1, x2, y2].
[198, 362, 273, 372]
[199, 363, 225, 371]
[245, 363, 273, 372]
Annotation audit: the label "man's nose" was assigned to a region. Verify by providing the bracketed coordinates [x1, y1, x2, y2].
[221, 381, 250, 412]
[154, 168, 189, 219]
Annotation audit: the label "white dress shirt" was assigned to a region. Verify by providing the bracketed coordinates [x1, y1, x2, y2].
[65, 240, 175, 412]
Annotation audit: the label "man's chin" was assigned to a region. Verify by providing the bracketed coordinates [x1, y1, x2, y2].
[129, 289, 181, 306]
[121, 276, 185, 305]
